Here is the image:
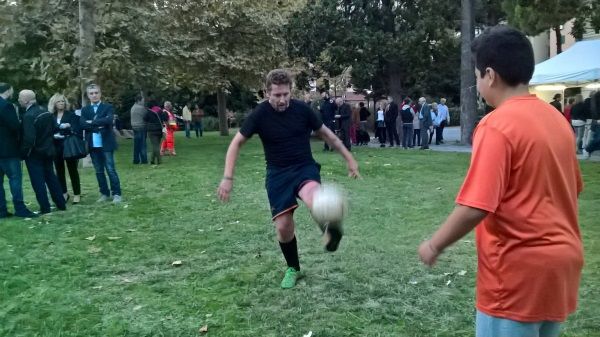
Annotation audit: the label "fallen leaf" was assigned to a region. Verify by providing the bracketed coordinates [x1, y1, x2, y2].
[198, 229, 205, 232]
[199, 325, 208, 333]
[133, 305, 143, 311]
[205, 313, 213, 318]
[107, 236, 122, 240]
[200, 250, 206, 254]
[126, 229, 137, 232]
[303, 332, 313, 337]
[88, 245, 102, 254]
[172, 260, 183, 266]
[92, 285, 103, 290]
[123, 204, 129, 208]
[409, 279, 418, 285]
[446, 280, 452, 286]
[85, 235, 96, 241]
[458, 270, 467, 276]
[216, 227, 223, 231]
[443, 272, 453, 276]
[436, 187, 442, 190]
[383, 163, 392, 166]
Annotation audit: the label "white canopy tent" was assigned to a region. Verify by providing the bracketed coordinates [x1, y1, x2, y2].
[530, 39, 600, 102]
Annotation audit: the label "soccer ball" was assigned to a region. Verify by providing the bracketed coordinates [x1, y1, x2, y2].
[311, 184, 348, 226]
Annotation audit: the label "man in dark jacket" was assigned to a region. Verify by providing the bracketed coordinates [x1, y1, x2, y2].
[18, 89, 66, 214]
[385, 96, 400, 147]
[335, 97, 352, 150]
[418, 96, 433, 150]
[0, 83, 37, 218]
[319, 91, 337, 151]
[80, 83, 122, 203]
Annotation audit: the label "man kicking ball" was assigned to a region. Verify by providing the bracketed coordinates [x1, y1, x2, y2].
[217, 69, 360, 289]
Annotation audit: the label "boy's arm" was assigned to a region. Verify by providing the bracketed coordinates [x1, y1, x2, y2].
[418, 204, 488, 266]
[315, 125, 360, 178]
[217, 132, 248, 202]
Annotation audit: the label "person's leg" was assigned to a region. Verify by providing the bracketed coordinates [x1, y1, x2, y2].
[420, 128, 429, 149]
[185, 121, 190, 138]
[103, 151, 122, 197]
[198, 121, 203, 137]
[66, 159, 81, 197]
[4, 159, 32, 216]
[0, 164, 7, 215]
[25, 158, 51, 213]
[476, 310, 543, 337]
[386, 124, 394, 146]
[323, 123, 331, 151]
[133, 130, 141, 164]
[440, 120, 446, 142]
[342, 126, 351, 150]
[167, 130, 176, 155]
[160, 134, 167, 155]
[575, 125, 585, 153]
[54, 157, 68, 195]
[298, 180, 343, 252]
[43, 159, 66, 210]
[140, 129, 148, 164]
[150, 134, 162, 164]
[429, 127, 434, 144]
[539, 321, 562, 337]
[90, 150, 110, 198]
[435, 126, 442, 145]
[393, 122, 400, 146]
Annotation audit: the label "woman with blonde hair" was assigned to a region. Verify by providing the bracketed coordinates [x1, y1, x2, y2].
[48, 94, 82, 204]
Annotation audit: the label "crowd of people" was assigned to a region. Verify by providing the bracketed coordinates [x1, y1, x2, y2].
[0, 82, 208, 217]
[550, 91, 600, 156]
[312, 91, 451, 151]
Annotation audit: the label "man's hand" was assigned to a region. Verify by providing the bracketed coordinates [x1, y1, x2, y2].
[217, 178, 233, 202]
[59, 123, 71, 129]
[347, 159, 360, 179]
[418, 239, 440, 267]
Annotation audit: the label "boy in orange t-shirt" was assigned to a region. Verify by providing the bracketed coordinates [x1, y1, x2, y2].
[418, 25, 584, 337]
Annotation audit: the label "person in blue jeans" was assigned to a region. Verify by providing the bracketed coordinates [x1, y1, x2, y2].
[0, 83, 37, 218]
[80, 84, 122, 204]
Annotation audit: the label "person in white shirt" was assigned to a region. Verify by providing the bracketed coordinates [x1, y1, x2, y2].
[182, 102, 192, 138]
[375, 104, 386, 147]
[435, 98, 450, 144]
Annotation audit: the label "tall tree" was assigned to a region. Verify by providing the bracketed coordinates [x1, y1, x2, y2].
[287, 0, 462, 103]
[502, 0, 582, 54]
[461, 0, 478, 144]
[77, 0, 95, 105]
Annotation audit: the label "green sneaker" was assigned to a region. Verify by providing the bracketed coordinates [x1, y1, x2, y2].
[280, 267, 300, 289]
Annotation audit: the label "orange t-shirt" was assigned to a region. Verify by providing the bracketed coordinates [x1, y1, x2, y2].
[456, 94, 584, 322]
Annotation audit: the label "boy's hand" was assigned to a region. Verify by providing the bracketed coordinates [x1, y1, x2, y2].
[418, 239, 440, 266]
[347, 160, 360, 179]
[217, 178, 233, 202]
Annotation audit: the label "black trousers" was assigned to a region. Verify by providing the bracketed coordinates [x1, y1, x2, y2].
[436, 120, 447, 144]
[54, 157, 80, 195]
[26, 157, 65, 213]
[149, 132, 163, 164]
[413, 129, 421, 147]
[386, 121, 400, 146]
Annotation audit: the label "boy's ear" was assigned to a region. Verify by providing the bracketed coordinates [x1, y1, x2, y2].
[486, 67, 498, 87]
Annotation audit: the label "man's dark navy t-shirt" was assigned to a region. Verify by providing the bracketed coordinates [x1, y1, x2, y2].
[240, 99, 323, 168]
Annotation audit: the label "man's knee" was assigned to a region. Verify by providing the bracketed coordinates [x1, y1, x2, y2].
[274, 213, 295, 241]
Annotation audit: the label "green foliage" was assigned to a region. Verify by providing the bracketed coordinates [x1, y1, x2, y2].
[287, 0, 462, 100]
[502, 0, 582, 35]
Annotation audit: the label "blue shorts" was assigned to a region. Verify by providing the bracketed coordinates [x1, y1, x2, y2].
[265, 162, 321, 219]
[476, 310, 562, 337]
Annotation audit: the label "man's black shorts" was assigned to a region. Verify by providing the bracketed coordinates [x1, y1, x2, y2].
[265, 162, 321, 219]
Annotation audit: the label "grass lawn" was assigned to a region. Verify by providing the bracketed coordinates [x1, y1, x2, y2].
[1, 131, 599, 337]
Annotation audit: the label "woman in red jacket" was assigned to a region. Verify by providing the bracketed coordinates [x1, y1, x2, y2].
[160, 101, 178, 156]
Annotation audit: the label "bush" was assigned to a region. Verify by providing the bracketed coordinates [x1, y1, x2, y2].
[203, 116, 220, 132]
[448, 107, 460, 126]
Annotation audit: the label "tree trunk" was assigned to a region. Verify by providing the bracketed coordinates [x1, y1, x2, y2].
[387, 62, 403, 102]
[554, 25, 562, 54]
[460, 0, 477, 145]
[217, 88, 229, 136]
[77, 0, 95, 106]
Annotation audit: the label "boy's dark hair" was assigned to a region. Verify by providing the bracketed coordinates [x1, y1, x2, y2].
[359, 102, 364, 107]
[471, 25, 534, 86]
[265, 69, 292, 92]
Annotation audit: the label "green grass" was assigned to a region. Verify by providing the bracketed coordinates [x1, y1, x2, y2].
[1, 132, 599, 337]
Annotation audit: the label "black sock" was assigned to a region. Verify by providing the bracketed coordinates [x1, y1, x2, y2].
[279, 236, 300, 271]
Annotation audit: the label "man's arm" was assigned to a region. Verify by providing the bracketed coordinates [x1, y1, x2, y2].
[217, 132, 249, 202]
[0, 104, 21, 132]
[418, 204, 488, 266]
[20, 113, 36, 157]
[315, 125, 360, 178]
[92, 104, 114, 127]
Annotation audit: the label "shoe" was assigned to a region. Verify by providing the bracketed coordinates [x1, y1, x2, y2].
[73, 195, 80, 204]
[112, 195, 122, 204]
[0, 211, 13, 218]
[96, 195, 109, 203]
[322, 222, 344, 252]
[280, 267, 300, 289]
[380, 144, 385, 148]
[15, 209, 38, 218]
[582, 149, 591, 158]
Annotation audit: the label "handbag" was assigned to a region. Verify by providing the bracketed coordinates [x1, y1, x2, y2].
[63, 135, 88, 159]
